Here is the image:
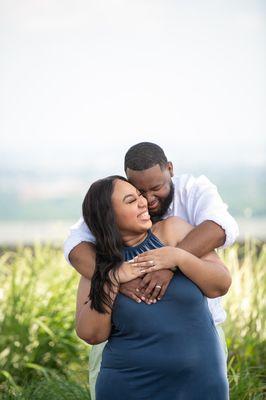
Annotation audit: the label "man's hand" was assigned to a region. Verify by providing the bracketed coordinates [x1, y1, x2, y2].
[119, 278, 144, 303]
[119, 270, 174, 304]
[137, 270, 174, 303]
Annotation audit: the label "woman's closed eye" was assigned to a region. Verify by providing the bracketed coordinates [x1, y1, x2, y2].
[126, 193, 143, 204]
[125, 195, 137, 204]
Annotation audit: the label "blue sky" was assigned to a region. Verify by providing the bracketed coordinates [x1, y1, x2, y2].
[1, 0, 265, 171]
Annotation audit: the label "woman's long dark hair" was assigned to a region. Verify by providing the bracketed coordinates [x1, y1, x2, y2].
[82, 175, 128, 314]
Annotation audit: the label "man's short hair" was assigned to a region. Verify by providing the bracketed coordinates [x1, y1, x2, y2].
[124, 142, 168, 172]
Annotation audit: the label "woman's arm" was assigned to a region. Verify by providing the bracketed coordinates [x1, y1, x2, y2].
[133, 217, 232, 298]
[134, 247, 231, 298]
[76, 276, 119, 345]
[76, 261, 151, 344]
[171, 248, 231, 298]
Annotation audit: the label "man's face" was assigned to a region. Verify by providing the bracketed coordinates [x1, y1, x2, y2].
[126, 163, 174, 218]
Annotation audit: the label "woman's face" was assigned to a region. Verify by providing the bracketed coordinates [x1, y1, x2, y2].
[112, 179, 152, 236]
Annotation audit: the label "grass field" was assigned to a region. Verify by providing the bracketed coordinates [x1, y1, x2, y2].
[0, 241, 265, 399]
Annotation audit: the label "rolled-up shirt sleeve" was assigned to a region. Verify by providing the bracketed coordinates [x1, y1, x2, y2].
[184, 175, 239, 248]
[63, 217, 96, 264]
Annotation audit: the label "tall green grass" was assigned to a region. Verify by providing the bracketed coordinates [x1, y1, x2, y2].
[0, 241, 265, 399]
[0, 245, 90, 398]
[221, 241, 266, 399]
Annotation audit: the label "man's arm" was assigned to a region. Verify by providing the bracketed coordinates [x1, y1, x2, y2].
[119, 220, 226, 304]
[69, 242, 96, 279]
[183, 174, 239, 249]
[135, 217, 231, 298]
[63, 217, 96, 265]
[63, 217, 97, 278]
[177, 220, 225, 258]
[64, 219, 146, 302]
[68, 220, 224, 278]
[135, 222, 222, 301]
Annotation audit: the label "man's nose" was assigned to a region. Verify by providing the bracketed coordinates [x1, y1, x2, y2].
[145, 192, 156, 204]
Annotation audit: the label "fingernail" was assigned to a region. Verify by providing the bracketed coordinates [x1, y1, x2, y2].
[153, 300, 157, 303]
[136, 288, 139, 292]
[141, 296, 146, 301]
[157, 297, 161, 300]
[137, 299, 141, 303]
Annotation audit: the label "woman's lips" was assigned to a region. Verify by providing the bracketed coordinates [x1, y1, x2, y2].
[138, 211, 150, 221]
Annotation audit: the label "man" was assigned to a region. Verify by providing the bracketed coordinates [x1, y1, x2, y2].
[64, 142, 239, 400]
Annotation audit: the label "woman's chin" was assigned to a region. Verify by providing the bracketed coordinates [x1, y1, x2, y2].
[134, 220, 151, 233]
[140, 220, 152, 230]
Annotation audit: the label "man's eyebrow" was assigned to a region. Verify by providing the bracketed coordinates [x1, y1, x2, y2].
[150, 184, 162, 190]
[141, 183, 162, 192]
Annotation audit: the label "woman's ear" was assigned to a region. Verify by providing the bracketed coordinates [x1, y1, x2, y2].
[167, 162, 174, 177]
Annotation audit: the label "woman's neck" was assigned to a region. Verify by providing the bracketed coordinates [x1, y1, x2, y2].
[122, 231, 148, 247]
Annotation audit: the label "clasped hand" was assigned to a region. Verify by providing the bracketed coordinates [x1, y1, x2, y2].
[118, 247, 179, 304]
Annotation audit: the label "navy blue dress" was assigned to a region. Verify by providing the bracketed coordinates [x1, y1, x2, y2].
[96, 229, 229, 400]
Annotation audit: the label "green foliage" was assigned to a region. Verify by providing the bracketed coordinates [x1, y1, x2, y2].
[0, 245, 90, 397]
[0, 242, 265, 399]
[221, 241, 266, 399]
[1, 375, 90, 400]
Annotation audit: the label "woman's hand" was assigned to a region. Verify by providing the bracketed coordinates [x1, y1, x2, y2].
[131, 247, 181, 272]
[110, 260, 149, 285]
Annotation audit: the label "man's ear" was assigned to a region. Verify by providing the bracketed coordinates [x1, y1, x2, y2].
[167, 161, 174, 177]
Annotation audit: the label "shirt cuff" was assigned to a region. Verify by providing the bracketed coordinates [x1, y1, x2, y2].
[63, 235, 96, 265]
[63, 237, 82, 265]
[197, 214, 239, 249]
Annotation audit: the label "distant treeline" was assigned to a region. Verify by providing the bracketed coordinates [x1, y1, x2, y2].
[1, 165, 265, 221]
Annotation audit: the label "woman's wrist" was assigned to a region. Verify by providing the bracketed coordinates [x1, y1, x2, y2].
[168, 247, 184, 272]
[173, 247, 186, 267]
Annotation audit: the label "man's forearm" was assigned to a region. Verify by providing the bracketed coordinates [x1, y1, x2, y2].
[177, 220, 226, 258]
[69, 242, 96, 279]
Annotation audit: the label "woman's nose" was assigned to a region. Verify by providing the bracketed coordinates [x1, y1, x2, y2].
[138, 195, 147, 208]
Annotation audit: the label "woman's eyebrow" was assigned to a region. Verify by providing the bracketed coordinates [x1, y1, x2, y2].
[122, 193, 135, 201]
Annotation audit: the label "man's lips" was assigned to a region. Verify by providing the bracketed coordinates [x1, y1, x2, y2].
[148, 200, 159, 210]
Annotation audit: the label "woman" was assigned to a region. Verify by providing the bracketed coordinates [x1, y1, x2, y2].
[76, 176, 231, 400]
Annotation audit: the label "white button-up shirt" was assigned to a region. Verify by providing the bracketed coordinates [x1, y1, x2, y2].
[64, 173, 239, 325]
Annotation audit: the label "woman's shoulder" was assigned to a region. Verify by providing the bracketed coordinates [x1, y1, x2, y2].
[152, 216, 194, 246]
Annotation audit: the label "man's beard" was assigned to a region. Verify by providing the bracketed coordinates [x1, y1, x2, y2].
[150, 181, 174, 223]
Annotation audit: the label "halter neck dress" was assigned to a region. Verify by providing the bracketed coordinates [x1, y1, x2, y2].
[95, 229, 229, 400]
